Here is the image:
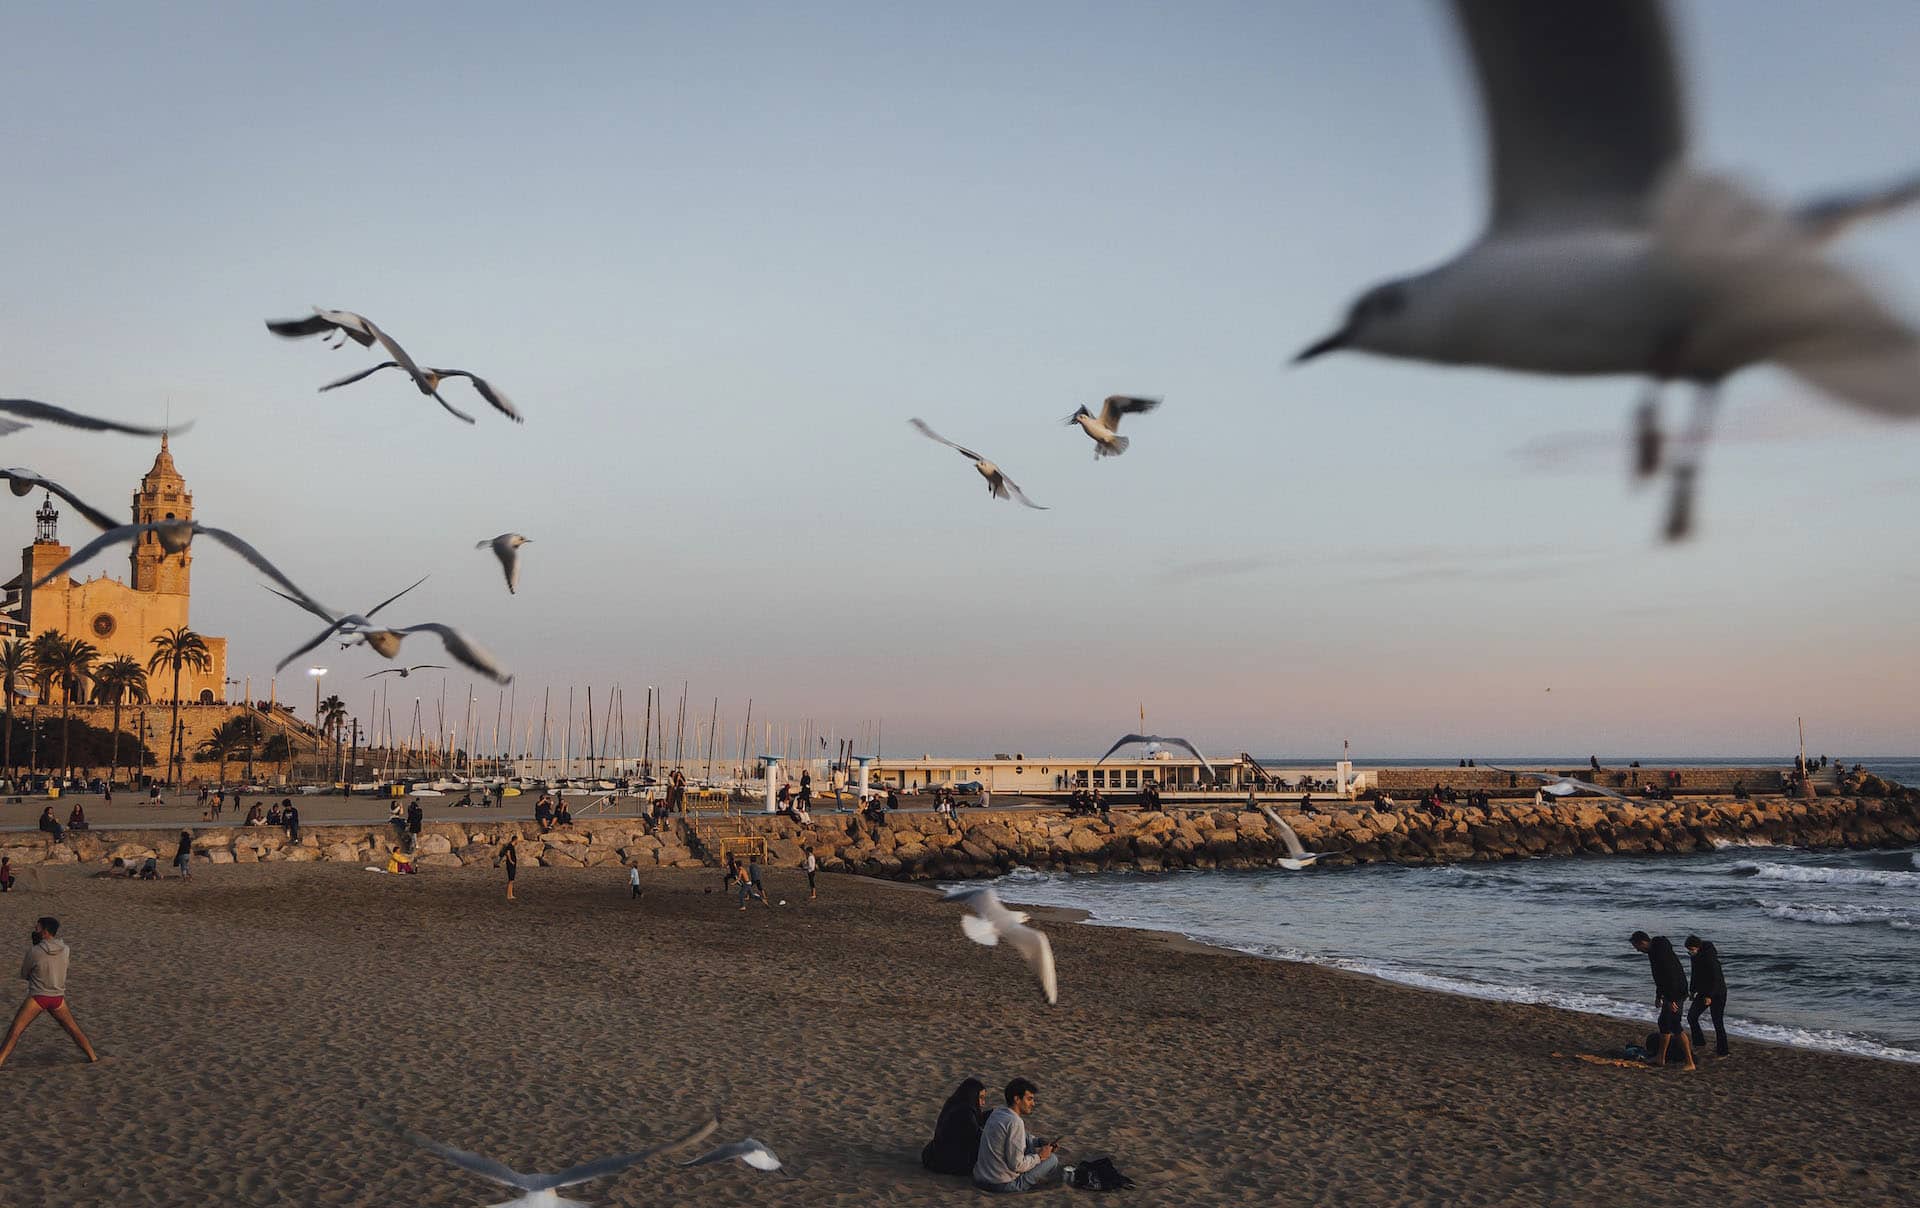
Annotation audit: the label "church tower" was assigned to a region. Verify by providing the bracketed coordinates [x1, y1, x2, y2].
[130, 433, 192, 595]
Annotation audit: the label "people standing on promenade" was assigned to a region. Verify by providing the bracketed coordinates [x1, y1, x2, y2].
[803, 846, 818, 900]
[973, 1077, 1060, 1193]
[1631, 931, 1695, 1071]
[1685, 935, 1730, 1059]
[493, 837, 518, 901]
[0, 918, 98, 1068]
[174, 830, 193, 880]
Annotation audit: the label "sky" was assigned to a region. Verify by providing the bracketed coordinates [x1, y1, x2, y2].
[1, 1, 1916, 760]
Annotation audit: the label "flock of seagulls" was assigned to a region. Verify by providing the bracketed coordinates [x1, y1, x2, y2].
[910, 394, 1161, 509]
[268, 307, 523, 426]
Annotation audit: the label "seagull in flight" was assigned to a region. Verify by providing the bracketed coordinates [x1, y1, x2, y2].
[0, 398, 185, 438]
[323, 363, 523, 423]
[941, 885, 1057, 1005]
[266, 307, 475, 423]
[1255, 804, 1335, 871]
[479, 533, 532, 593]
[268, 576, 429, 672]
[1065, 395, 1160, 459]
[407, 1117, 716, 1207]
[908, 419, 1046, 509]
[1485, 764, 1638, 804]
[677, 1138, 785, 1174]
[34, 517, 318, 607]
[354, 622, 512, 685]
[1, 472, 121, 532]
[1095, 733, 1215, 780]
[1296, 0, 1920, 540]
[365, 664, 446, 679]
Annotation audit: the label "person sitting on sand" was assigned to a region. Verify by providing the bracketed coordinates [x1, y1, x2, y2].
[1630, 931, 1695, 1071]
[0, 917, 99, 1068]
[922, 1077, 988, 1176]
[973, 1077, 1060, 1193]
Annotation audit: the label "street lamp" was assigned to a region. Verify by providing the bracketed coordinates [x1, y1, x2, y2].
[308, 667, 327, 785]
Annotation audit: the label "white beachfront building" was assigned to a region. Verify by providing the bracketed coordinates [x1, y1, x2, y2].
[862, 751, 1370, 798]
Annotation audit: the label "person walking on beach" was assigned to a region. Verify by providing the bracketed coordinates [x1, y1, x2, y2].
[628, 863, 642, 900]
[494, 837, 519, 902]
[1685, 935, 1730, 1059]
[0, 917, 99, 1068]
[973, 1077, 1060, 1193]
[803, 846, 818, 901]
[1631, 931, 1695, 1071]
[173, 830, 193, 880]
[748, 856, 772, 907]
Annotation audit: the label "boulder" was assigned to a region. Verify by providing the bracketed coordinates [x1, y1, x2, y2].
[280, 847, 316, 862]
[324, 843, 359, 863]
[42, 846, 78, 865]
[206, 848, 234, 864]
[415, 834, 453, 856]
[418, 853, 464, 868]
[541, 850, 583, 868]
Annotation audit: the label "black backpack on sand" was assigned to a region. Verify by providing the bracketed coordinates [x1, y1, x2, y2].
[1069, 1156, 1135, 1192]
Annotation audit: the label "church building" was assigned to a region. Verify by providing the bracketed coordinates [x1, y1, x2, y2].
[4, 436, 229, 702]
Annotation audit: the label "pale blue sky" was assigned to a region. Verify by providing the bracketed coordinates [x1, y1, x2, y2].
[1, 1, 1916, 758]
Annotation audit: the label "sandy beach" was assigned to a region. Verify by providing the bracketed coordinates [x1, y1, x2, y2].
[0, 863, 1913, 1205]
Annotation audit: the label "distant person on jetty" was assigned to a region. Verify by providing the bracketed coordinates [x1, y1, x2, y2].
[973, 1077, 1060, 1192]
[493, 837, 519, 902]
[1631, 931, 1695, 1071]
[174, 831, 193, 880]
[922, 1076, 988, 1176]
[1685, 935, 1730, 1058]
[0, 917, 98, 1068]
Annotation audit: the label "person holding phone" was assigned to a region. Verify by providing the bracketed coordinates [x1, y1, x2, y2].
[973, 1077, 1062, 1192]
[0, 917, 98, 1067]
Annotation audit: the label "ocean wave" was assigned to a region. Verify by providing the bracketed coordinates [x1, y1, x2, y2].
[1758, 900, 1916, 927]
[1731, 861, 1920, 887]
[1710, 837, 1778, 850]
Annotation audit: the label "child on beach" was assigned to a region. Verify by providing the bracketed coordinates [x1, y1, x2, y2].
[0, 917, 99, 1068]
[494, 838, 518, 901]
[628, 864, 642, 900]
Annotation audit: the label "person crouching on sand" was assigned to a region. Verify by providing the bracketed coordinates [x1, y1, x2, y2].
[0, 917, 98, 1068]
[1631, 931, 1695, 1071]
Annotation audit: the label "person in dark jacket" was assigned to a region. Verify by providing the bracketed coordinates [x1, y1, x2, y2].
[1685, 935, 1730, 1058]
[1631, 931, 1695, 1070]
[921, 1077, 988, 1176]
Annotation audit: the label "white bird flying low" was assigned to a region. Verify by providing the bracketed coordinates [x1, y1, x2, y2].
[0, 398, 186, 438]
[1095, 733, 1215, 781]
[1296, 0, 1920, 540]
[1065, 395, 1160, 459]
[266, 307, 476, 424]
[0, 471, 122, 532]
[323, 362, 523, 423]
[908, 418, 1047, 510]
[677, 1138, 785, 1174]
[1255, 804, 1335, 870]
[479, 533, 532, 593]
[268, 576, 429, 672]
[365, 664, 446, 679]
[1484, 764, 1639, 804]
[941, 884, 1058, 1005]
[407, 1117, 716, 1208]
[34, 518, 319, 608]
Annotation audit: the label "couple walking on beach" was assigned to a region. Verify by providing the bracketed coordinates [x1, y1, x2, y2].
[1631, 931, 1730, 1070]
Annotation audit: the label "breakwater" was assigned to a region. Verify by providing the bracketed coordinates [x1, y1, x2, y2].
[6, 788, 1917, 878]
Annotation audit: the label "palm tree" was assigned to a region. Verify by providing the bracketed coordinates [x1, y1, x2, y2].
[27, 631, 64, 774]
[200, 715, 257, 787]
[262, 732, 292, 783]
[91, 656, 149, 787]
[319, 694, 347, 782]
[147, 627, 211, 786]
[0, 639, 33, 777]
[44, 635, 99, 779]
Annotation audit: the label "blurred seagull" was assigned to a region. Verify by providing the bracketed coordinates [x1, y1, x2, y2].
[407, 1117, 716, 1208]
[908, 418, 1046, 509]
[1, 473, 121, 532]
[677, 1138, 784, 1174]
[266, 307, 474, 423]
[1297, 0, 1920, 540]
[355, 622, 512, 685]
[269, 576, 429, 672]
[323, 362, 523, 423]
[1095, 733, 1215, 780]
[941, 885, 1057, 1005]
[1485, 764, 1638, 804]
[479, 533, 532, 593]
[1255, 804, 1334, 870]
[1065, 395, 1160, 459]
[0, 398, 185, 438]
[35, 518, 317, 607]
[365, 664, 446, 679]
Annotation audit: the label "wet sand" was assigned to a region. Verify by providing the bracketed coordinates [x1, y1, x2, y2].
[0, 863, 1913, 1205]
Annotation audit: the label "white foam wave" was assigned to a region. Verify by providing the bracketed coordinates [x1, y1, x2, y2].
[1758, 900, 1916, 927]
[1732, 861, 1920, 887]
[1894, 920, 1917, 932]
[1710, 837, 1778, 850]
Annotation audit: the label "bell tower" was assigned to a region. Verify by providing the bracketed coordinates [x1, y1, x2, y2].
[131, 433, 192, 595]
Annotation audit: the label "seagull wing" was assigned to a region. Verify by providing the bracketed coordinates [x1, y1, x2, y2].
[0, 470, 121, 531]
[31, 523, 150, 589]
[266, 314, 345, 339]
[1797, 172, 1920, 243]
[0, 398, 180, 437]
[263, 584, 340, 626]
[1258, 805, 1309, 859]
[360, 319, 476, 424]
[1158, 735, 1215, 778]
[395, 622, 512, 684]
[194, 525, 323, 613]
[364, 574, 430, 619]
[1002, 921, 1058, 1005]
[1561, 775, 1637, 803]
[1452, 0, 1685, 232]
[678, 1138, 781, 1171]
[1098, 395, 1160, 429]
[364, 669, 403, 678]
[275, 620, 354, 673]
[908, 418, 984, 463]
[999, 473, 1047, 510]
[317, 362, 405, 392]
[434, 370, 523, 423]
[403, 1132, 534, 1190]
[540, 1118, 720, 1189]
[1095, 734, 1153, 765]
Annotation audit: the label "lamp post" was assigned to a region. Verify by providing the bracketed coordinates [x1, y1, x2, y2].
[308, 667, 327, 784]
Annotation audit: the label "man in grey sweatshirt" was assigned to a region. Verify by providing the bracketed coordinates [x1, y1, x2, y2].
[973, 1077, 1061, 1193]
[0, 916, 98, 1067]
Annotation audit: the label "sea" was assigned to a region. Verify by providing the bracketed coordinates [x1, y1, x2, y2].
[979, 755, 1920, 1063]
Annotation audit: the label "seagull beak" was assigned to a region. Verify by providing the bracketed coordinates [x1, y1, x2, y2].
[1292, 327, 1349, 364]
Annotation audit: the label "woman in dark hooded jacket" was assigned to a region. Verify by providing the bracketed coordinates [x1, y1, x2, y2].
[920, 1077, 987, 1176]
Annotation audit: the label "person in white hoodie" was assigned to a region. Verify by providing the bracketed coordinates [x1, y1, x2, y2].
[0, 917, 98, 1067]
[973, 1077, 1061, 1193]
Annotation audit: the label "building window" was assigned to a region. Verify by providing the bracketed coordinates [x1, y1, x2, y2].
[90, 613, 115, 639]
[198, 689, 214, 704]
[1126, 770, 1139, 788]
[1093, 770, 1105, 788]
